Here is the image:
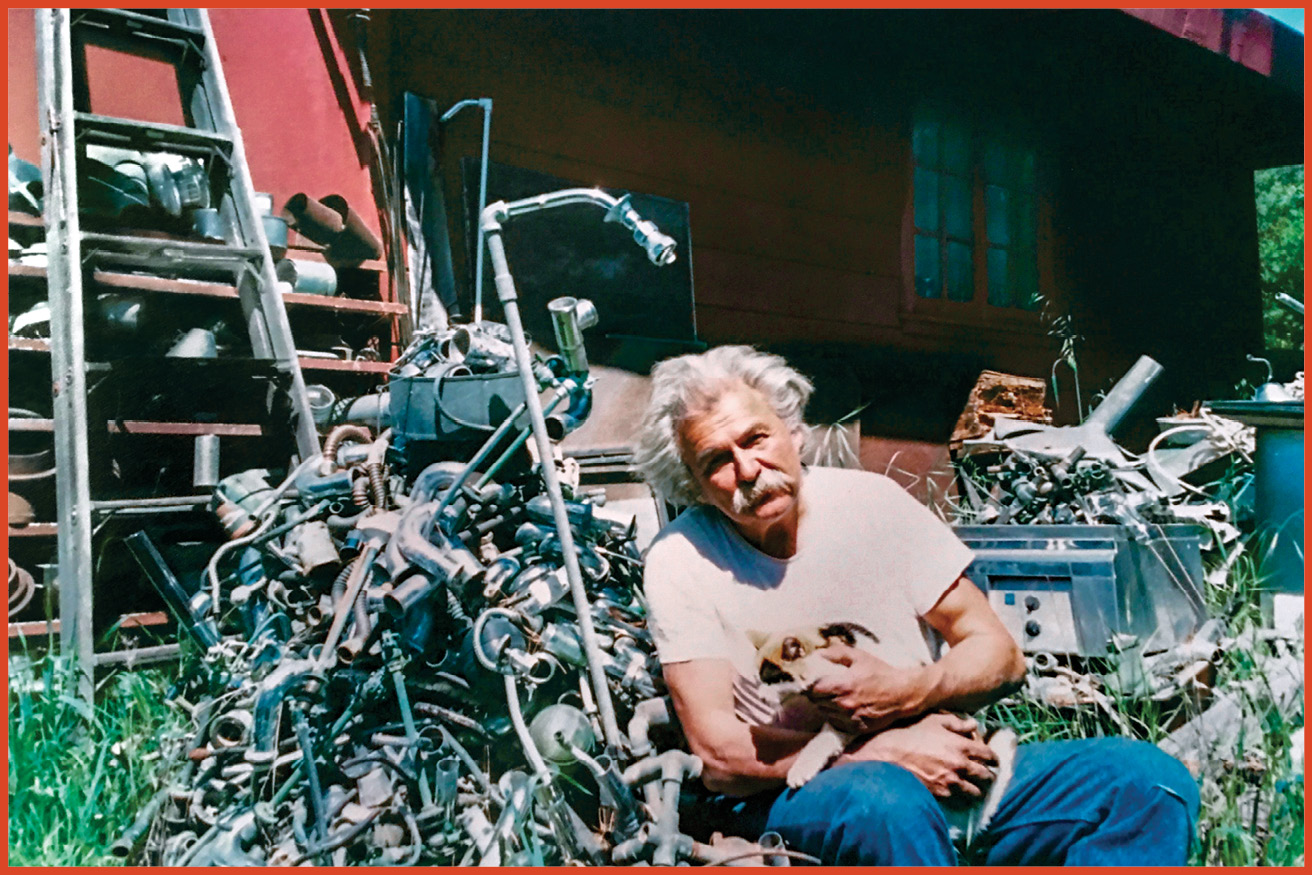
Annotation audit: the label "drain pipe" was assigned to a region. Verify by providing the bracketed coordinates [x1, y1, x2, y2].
[439, 97, 493, 322]
[479, 189, 676, 750]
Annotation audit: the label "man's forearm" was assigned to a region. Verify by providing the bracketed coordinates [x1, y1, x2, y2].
[906, 631, 1025, 718]
[688, 714, 821, 796]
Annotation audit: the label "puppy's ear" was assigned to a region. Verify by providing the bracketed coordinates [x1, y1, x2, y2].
[820, 622, 878, 646]
[745, 628, 772, 650]
[760, 660, 792, 685]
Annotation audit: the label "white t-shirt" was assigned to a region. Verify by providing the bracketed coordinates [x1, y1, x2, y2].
[642, 466, 975, 726]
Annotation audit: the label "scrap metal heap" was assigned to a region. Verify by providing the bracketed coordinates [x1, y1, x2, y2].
[949, 355, 1304, 768]
[953, 356, 1253, 542]
[116, 190, 796, 866]
[119, 325, 786, 866]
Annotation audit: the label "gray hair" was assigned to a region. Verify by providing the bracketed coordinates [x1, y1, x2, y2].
[632, 345, 813, 506]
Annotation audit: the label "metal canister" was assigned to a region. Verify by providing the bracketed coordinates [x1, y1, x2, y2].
[276, 258, 337, 296]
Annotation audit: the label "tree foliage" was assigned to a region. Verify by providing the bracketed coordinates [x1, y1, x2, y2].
[1254, 165, 1304, 351]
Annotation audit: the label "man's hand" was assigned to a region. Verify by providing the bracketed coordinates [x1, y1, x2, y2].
[839, 712, 999, 803]
[807, 643, 928, 733]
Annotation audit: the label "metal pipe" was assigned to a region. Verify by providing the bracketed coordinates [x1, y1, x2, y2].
[1081, 354, 1164, 435]
[474, 388, 569, 490]
[124, 531, 220, 650]
[627, 696, 674, 813]
[205, 455, 323, 610]
[480, 220, 621, 747]
[1276, 292, 1304, 316]
[392, 501, 481, 584]
[493, 188, 676, 266]
[504, 673, 553, 782]
[543, 377, 592, 441]
[438, 97, 493, 323]
[291, 706, 329, 847]
[474, 100, 492, 321]
[193, 434, 221, 489]
[271, 704, 361, 807]
[485, 770, 535, 865]
[434, 723, 501, 804]
[383, 631, 433, 810]
[111, 786, 170, 858]
[547, 296, 597, 376]
[284, 193, 344, 245]
[315, 543, 380, 673]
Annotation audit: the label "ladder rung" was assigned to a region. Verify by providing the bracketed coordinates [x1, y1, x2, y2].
[75, 112, 232, 157]
[81, 231, 262, 263]
[71, 9, 206, 50]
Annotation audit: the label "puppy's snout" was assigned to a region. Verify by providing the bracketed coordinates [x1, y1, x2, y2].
[760, 660, 791, 685]
[781, 637, 804, 661]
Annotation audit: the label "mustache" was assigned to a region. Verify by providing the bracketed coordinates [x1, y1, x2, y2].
[731, 467, 797, 514]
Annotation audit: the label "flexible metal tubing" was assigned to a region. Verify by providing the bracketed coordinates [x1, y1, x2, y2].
[322, 424, 372, 473]
[365, 429, 393, 510]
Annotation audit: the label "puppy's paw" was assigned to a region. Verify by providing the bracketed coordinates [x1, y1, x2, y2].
[786, 727, 846, 789]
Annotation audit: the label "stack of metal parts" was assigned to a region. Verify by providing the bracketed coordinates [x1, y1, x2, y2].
[118, 412, 789, 865]
[948, 356, 1265, 666]
[116, 334, 789, 866]
[954, 355, 1252, 546]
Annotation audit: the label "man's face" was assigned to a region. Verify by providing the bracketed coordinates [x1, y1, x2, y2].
[677, 383, 805, 533]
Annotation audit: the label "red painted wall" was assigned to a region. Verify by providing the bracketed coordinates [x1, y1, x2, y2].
[6, 8, 378, 237]
[7, 9, 40, 164]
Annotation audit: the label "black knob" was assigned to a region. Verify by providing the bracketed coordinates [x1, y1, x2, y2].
[1024, 620, 1042, 637]
[1024, 596, 1040, 612]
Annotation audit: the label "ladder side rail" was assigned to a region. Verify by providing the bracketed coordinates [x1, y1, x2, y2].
[36, 7, 97, 699]
[194, 9, 321, 458]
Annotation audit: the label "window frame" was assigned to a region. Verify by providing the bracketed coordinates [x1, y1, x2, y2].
[900, 109, 1051, 333]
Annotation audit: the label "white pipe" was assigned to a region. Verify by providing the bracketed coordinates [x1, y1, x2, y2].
[480, 211, 623, 750]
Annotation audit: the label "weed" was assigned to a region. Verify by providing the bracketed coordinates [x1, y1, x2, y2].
[6, 649, 186, 866]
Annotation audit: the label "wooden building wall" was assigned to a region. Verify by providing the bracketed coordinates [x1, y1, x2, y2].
[9, 9, 1297, 493]
[360, 9, 1295, 490]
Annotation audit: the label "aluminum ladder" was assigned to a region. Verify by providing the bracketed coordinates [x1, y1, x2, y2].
[35, 8, 320, 697]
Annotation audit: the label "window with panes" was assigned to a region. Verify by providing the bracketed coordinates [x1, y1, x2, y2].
[912, 111, 1040, 311]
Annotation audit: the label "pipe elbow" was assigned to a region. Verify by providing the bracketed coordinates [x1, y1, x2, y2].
[478, 201, 508, 233]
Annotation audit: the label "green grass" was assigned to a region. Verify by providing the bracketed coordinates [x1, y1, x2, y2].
[7, 651, 186, 866]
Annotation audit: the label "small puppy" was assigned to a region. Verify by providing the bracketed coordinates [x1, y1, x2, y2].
[749, 622, 1016, 844]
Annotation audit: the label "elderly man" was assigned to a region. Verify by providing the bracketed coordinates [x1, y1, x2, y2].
[633, 345, 1198, 866]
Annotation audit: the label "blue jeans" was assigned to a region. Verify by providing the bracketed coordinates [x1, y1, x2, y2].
[745, 738, 1199, 866]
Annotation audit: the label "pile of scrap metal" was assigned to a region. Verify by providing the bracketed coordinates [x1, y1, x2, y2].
[953, 355, 1253, 549]
[951, 354, 1306, 722]
[114, 191, 796, 867]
